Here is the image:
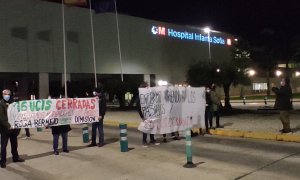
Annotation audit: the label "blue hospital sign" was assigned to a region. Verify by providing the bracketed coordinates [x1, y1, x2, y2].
[151, 25, 229, 45]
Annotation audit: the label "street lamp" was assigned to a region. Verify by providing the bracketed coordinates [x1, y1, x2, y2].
[248, 69, 256, 76]
[203, 27, 211, 62]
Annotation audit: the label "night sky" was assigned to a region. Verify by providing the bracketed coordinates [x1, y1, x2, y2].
[116, 0, 300, 45]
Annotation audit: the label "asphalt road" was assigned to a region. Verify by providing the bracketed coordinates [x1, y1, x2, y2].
[1, 125, 300, 180]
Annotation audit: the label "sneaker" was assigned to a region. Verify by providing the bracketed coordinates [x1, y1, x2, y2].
[1, 163, 6, 168]
[98, 143, 105, 147]
[142, 143, 148, 147]
[150, 141, 160, 145]
[280, 129, 292, 133]
[87, 143, 97, 147]
[13, 158, 25, 162]
[172, 136, 180, 140]
[54, 151, 59, 155]
[63, 150, 69, 153]
[22, 136, 30, 140]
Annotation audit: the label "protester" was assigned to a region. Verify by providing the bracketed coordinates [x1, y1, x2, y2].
[205, 86, 213, 133]
[272, 78, 293, 133]
[88, 87, 106, 147]
[51, 125, 71, 155]
[210, 84, 222, 128]
[0, 89, 25, 168]
[137, 82, 159, 146]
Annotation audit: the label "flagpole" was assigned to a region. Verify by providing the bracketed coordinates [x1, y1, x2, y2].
[61, 0, 68, 97]
[89, 0, 98, 88]
[114, 0, 124, 82]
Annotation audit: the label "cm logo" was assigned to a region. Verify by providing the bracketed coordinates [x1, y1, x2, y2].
[151, 26, 166, 36]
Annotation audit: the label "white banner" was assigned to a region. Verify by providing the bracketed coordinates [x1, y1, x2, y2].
[8, 98, 99, 128]
[138, 86, 205, 134]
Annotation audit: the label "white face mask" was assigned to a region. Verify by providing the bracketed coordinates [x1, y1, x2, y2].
[280, 81, 285, 86]
[3, 95, 10, 101]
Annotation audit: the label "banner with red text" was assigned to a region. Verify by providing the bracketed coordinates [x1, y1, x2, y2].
[138, 86, 205, 134]
[8, 98, 99, 128]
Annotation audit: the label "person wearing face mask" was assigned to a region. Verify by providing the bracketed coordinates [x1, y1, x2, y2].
[272, 78, 293, 133]
[0, 89, 25, 168]
[88, 87, 106, 147]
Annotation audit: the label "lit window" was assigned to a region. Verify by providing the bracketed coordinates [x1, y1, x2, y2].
[252, 83, 267, 90]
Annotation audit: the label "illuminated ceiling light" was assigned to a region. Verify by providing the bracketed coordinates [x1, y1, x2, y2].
[276, 70, 282, 77]
[158, 80, 168, 86]
[216, 68, 220, 72]
[295, 71, 300, 77]
[234, 38, 238, 42]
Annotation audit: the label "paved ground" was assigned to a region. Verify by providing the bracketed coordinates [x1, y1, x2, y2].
[1, 125, 300, 180]
[1, 101, 300, 179]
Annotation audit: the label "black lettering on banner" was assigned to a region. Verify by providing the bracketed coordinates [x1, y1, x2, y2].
[139, 91, 163, 118]
[164, 88, 187, 103]
[74, 116, 96, 123]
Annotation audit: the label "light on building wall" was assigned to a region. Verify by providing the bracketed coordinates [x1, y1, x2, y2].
[203, 27, 211, 62]
[248, 69, 256, 76]
[234, 38, 238, 42]
[158, 80, 168, 86]
[295, 71, 300, 77]
[227, 39, 232, 46]
[276, 70, 282, 77]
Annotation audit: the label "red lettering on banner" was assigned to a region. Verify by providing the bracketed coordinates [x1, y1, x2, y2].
[68, 99, 73, 109]
[90, 99, 96, 109]
[56, 100, 61, 110]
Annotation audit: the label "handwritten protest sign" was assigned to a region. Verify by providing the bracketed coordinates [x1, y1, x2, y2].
[138, 86, 205, 134]
[8, 98, 99, 128]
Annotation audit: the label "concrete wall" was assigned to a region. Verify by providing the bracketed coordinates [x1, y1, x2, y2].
[0, 0, 233, 84]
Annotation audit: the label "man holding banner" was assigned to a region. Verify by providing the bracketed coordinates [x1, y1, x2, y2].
[88, 87, 106, 147]
[0, 89, 24, 168]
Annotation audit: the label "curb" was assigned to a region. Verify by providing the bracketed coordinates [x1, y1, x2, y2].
[104, 120, 300, 143]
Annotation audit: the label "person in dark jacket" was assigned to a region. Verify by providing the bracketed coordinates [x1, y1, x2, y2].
[205, 86, 213, 134]
[0, 89, 25, 168]
[272, 78, 293, 133]
[51, 124, 71, 155]
[88, 87, 106, 147]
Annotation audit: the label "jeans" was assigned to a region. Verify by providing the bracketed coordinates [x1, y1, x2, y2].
[211, 110, 220, 127]
[91, 119, 104, 145]
[53, 132, 68, 151]
[143, 133, 155, 143]
[279, 111, 290, 130]
[25, 128, 30, 137]
[1, 131, 19, 163]
[205, 107, 213, 130]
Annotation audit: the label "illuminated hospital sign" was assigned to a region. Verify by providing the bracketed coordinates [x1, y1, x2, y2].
[151, 26, 228, 45]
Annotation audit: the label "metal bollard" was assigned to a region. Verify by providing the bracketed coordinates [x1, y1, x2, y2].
[119, 123, 128, 152]
[264, 96, 267, 105]
[82, 124, 89, 143]
[183, 128, 196, 168]
[243, 96, 246, 105]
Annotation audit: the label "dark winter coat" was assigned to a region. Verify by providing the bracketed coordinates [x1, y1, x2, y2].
[272, 85, 293, 110]
[0, 99, 11, 134]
